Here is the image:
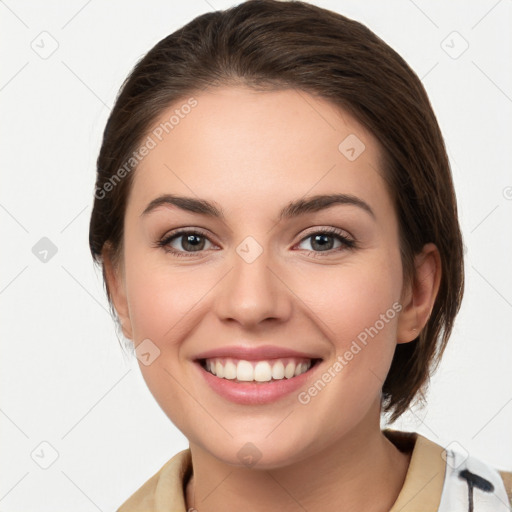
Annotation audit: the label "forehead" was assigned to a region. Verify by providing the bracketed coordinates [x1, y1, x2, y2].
[130, 86, 392, 220]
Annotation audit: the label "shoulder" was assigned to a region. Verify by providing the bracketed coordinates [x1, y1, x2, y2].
[385, 429, 512, 511]
[441, 443, 512, 511]
[116, 449, 192, 512]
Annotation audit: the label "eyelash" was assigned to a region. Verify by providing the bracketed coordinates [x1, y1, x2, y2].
[155, 227, 357, 259]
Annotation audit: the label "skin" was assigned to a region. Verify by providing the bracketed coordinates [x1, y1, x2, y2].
[104, 86, 441, 512]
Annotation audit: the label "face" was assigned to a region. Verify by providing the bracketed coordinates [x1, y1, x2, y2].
[106, 86, 427, 468]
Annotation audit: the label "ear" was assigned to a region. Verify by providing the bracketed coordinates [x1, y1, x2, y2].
[102, 245, 133, 340]
[396, 242, 442, 344]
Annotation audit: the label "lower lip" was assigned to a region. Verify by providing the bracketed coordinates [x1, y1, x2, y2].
[194, 360, 322, 405]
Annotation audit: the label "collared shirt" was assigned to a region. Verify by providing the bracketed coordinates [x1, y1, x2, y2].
[117, 429, 512, 512]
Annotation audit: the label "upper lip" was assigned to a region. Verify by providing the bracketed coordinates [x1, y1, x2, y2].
[193, 345, 323, 361]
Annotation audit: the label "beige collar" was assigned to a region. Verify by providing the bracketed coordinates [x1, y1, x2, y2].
[385, 429, 446, 511]
[117, 429, 446, 511]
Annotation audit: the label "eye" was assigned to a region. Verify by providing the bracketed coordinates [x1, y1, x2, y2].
[296, 228, 356, 256]
[155, 227, 356, 258]
[156, 229, 216, 257]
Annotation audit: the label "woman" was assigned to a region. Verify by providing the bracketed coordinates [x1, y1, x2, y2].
[88, 1, 511, 510]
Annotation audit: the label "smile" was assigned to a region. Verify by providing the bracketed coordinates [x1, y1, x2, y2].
[200, 357, 317, 383]
[195, 357, 323, 405]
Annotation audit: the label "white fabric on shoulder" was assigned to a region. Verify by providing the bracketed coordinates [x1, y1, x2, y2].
[438, 446, 511, 512]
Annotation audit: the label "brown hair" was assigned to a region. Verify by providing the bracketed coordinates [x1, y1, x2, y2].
[89, 0, 464, 422]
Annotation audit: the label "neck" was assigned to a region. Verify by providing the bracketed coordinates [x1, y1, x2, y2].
[185, 407, 411, 512]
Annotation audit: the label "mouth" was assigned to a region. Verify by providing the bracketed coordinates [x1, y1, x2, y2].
[196, 356, 323, 384]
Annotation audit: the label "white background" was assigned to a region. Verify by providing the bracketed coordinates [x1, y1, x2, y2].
[1, 1, 511, 510]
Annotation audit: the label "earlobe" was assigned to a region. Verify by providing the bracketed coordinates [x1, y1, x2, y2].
[102, 246, 133, 340]
[396, 243, 442, 344]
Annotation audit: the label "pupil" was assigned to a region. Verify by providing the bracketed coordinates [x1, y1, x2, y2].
[312, 234, 332, 251]
[184, 234, 203, 251]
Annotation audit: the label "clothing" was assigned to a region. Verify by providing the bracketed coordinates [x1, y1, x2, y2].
[116, 429, 512, 512]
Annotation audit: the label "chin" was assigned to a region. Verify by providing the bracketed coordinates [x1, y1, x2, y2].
[198, 432, 315, 470]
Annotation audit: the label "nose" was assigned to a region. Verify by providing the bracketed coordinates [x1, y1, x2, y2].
[213, 247, 293, 329]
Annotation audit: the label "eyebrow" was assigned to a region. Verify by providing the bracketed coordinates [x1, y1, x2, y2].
[141, 193, 376, 221]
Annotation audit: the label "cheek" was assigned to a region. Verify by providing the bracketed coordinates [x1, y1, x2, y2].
[290, 263, 402, 424]
[122, 254, 208, 428]
[303, 259, 400, 334]
[124, 251, 211, 342]
[296, 253, 402, 376]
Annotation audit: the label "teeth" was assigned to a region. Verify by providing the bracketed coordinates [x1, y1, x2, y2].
[237, 360, 254, 381]
[203, 357, 313, 382]
[215, 360, 224, 378]
[254, 361, 272, 382]
[285, 362, 296, 379]
[224, 360, 237, 379]
[272, 361, 285, 379]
